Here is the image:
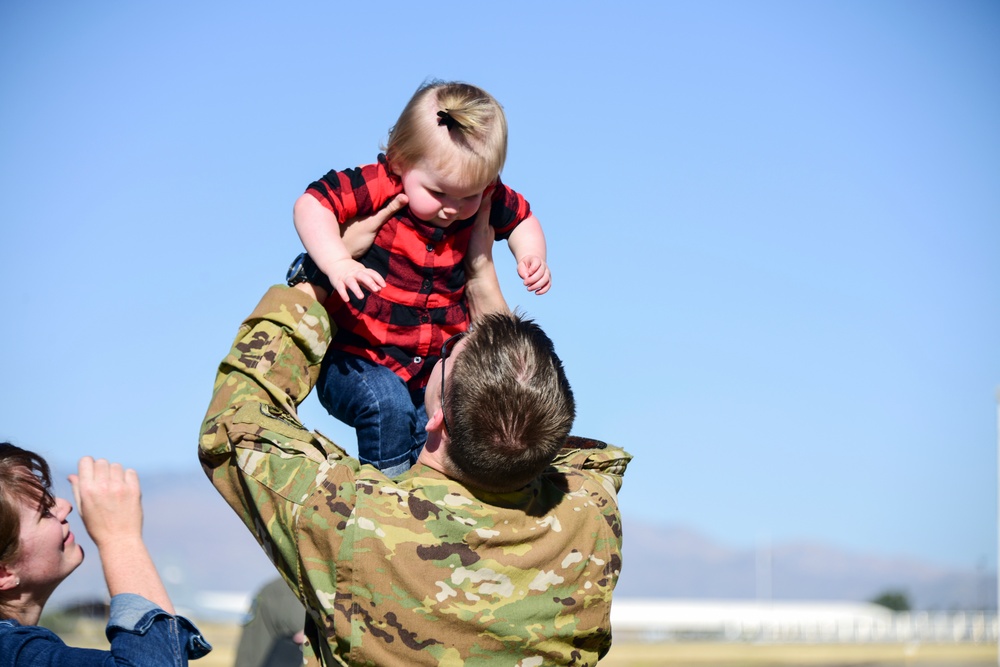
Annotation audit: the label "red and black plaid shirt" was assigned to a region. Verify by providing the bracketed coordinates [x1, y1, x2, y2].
[306, 154, 531, 390]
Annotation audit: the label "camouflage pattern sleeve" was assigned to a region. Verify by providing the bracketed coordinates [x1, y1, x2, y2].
[198, 285, 354, 623]
[552, 436, 632, 495]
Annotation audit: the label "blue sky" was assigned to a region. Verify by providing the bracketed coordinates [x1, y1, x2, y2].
[1, 1, 997, 573]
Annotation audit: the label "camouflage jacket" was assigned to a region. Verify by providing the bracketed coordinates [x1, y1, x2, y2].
[199, 286, 632, 666]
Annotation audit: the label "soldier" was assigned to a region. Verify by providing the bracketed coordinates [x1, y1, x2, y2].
[199, 200, 631, 666]
[235, 577, 305, 667]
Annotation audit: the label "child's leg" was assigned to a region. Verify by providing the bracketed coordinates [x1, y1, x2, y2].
[318, 350, 421, 478]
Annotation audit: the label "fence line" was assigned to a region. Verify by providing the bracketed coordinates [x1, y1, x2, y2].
[612, 601, 998, 644]
[713, 611, 999, 644]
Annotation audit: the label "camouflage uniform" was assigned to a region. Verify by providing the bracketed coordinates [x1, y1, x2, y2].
[200, 286, 632, 666]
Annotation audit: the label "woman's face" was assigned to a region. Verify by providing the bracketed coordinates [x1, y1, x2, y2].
[12, 494, 83, 592]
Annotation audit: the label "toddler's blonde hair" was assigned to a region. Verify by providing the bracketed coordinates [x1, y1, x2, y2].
[385, 80, 507, 189]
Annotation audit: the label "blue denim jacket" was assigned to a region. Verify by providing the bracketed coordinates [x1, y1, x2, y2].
[0, 593, 211, 666]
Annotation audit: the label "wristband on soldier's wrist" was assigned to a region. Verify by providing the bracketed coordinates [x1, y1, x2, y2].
[286, 253, 333, 294]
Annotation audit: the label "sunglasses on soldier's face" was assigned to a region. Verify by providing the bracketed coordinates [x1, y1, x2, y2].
[440, 331, 467, 434]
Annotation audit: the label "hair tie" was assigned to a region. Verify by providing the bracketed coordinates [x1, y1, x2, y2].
[437, 109, 459, 130]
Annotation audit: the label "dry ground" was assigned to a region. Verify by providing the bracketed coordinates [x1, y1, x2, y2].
[600, 640, 996, 666]
[53, 618, 997, 666]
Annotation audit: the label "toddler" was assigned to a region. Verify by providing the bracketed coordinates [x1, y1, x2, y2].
[293, 80, 549, 477]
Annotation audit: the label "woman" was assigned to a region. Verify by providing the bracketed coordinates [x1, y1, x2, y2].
[0, 442, 211, 665]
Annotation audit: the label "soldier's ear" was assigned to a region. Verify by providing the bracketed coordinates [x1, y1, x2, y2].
[425, 408, 445, 434]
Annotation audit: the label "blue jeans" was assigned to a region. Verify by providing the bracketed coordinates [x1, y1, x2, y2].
[318, 350, 427, 478]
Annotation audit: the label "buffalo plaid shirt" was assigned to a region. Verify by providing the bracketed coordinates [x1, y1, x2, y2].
[306, 154, 531, 390]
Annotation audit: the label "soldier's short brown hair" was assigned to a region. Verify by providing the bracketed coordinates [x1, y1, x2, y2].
[444, 313, 575, 492]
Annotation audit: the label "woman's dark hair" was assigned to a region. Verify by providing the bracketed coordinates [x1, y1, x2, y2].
[0, 442, 55, 567]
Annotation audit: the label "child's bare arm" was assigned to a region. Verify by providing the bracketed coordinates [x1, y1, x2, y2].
[506, 214, 551, 295]
[293, 194, 408, 304]
[293, 193, 386, 301]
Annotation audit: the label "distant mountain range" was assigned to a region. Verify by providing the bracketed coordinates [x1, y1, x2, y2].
[46, 466, 996, 616]
[615, 521, 996, 610]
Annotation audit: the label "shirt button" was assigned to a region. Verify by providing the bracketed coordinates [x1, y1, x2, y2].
[420, 315, 429, 324]
[426, 243, 434, 251]
[413, 356, 422, 364]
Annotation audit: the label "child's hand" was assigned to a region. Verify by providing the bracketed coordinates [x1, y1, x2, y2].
[328, 257, 386, 301]
[517, 255, 551, 295]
